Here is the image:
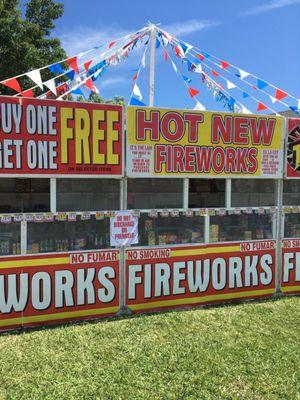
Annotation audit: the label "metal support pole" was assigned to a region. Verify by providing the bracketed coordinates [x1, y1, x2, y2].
[120, 178, 127, 210]
[50, 178, 57, 213]
[20, 220, 27, 255]
[204, 212, 210, 243]
[183, 178, 189, 209]
[275, 179, 283, 293]
[149, 25, 156, 107]
[225, 178, 232, 208]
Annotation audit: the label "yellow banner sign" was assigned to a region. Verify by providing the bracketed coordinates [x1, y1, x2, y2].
[127, 107, 283, 178]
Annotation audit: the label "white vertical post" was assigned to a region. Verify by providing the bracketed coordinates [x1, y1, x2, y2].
[204, 212, 210, 243]
[225, 178, 232, 208]
[20, 220, 27, 255]
[149, 25, 156, 107]
[120, 178, 127, 210]
[50, 178, 57, 213]
[275, 178, 283, 293]
[183, 178, 189, 209]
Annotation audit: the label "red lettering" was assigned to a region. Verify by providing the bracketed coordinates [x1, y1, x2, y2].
[249, 118, 276, 145]
[234, 117, 249, 144]
[161, 112, 184, 142]
[154, 144, 166, 172]
[184, 113, 203, 142]
[136, 110, 160, 141]
[211, 115, 232, 144]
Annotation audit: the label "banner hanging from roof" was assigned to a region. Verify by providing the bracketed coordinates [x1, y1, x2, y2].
[0, 96, 123, 177]
[127, 106, 283, 178]
[286, 118, 300, 178]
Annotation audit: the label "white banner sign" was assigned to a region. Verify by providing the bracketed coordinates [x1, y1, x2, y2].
[110, 211, 139, 247]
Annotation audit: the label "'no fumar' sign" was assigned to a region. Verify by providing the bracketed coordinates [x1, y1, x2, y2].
[110, 211, 139, 247]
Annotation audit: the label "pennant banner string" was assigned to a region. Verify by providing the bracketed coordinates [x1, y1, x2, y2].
[157, 28, 278, 114]
[57, 29, 150, 100]
[157, 26, 299, 108]
[128, 40, 150, 105]
[0, 26, 149, 90]
[156, 35, 205, 110]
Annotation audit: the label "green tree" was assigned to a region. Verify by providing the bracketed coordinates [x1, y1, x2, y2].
[77, 92, 125, 105]
[0, 0, 66, 94]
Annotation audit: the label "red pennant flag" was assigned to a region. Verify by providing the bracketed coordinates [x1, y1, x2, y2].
[85, 78, 98, 93]
[21, 88, 34, 97]
[109, 41, 116, 48]
[212, 70, 219, 77]
[163, 50, 169, 62]
[197, 53, 204, 61]
[221, 61, 230, 69]
[252, 85, 257, 90]
[174, 46, 182, 57]
[275, 89, 288, 101]
[188, 87, 199, 97]
[257, 102, 268, 111]
[1, 78, 22, 93]
[132, 73, 138, 81]
[84, 60, 92, 72]
[66, 56, 79, 74]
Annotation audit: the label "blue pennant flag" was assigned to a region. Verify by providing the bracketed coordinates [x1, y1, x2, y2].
[130, 97, 146, 106]
[229, 97, 236, 106]
[201, 51, 210, 58]
[186, 59, 195, 71]
[71, 87, 85, 96]
[155, 37, 161, 48]
[243, 92, 250, 98]
[182, 75, 191, 83]
[257, 79, 268, 90]
[49, 63, 64, 74]
[180, 41, 188, 53]
[290, 106, 299, 113]
[235, 72, 241, 78]
[65, 70, 75, 81]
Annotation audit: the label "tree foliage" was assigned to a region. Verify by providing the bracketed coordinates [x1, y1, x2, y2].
[77, 92, 125, 105]
[0, 0, 66, 93]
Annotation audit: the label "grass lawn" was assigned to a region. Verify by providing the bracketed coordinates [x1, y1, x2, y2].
[0, 297, 299, 400]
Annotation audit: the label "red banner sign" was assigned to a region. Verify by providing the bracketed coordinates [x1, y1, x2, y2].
[0, 249, 120, 332]
[286, 118, 300, 178]
[0, 96, 123, 177]
[125, 241, 276, 313]
[281, 239, 300, 295]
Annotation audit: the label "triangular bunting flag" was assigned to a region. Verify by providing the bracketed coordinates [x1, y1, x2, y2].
[195, 64, 203, 73]
[27, 69, 43, 89]
[241, 105, 252, 114]
[289, 106, 299, 113]
[132, 73, 138, 81]
[141, 53, 146, 68]
[182, 75, 191, 83]
[226, 80, 236, 90]
[275, 89, 288, 101]
[44, 79, 57, 95]
[163, 49, 169, 61]
[194, 101, 205, 111]
[257, 79, 268, 90]
[188, 87, 199, 97]
[201, 52, 210, 58]
[257, 102, 268, 111]
[1, 77, 22, 93]
[221, 61, 230, 69]
[212, 70, 219, 77]
[238, 69, 250, 79]
[49, 63, 64, 74]
[197, 53, 204, 61]
[66, 56, 79, 74]
[174, 45, 183, 57]
[155, 37, 161, 48]
[109, 41, 116, 48]
[84, 60, 93, 72]
[298, 99, 300, 110]
[21, 88, 34, 98]
[129, 97, 146, 106]
[71, 87, 85, 96]
[269, 95, 277, 104]
[66, 70, 75, 81]
[84, 78, 99, 93]
[133, 83, 142, 100]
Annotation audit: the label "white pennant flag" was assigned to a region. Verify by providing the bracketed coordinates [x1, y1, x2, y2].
[141, 52, 146, 68]
[194, 101, 206, 111]
[133, 83, 142, 100]
[298, 99, 300, 110]
[27, 69, 43, 89]
[269, 95, 277, 104]
[171, 60, 178, 73]
[194, 64, 203, 73]
[44, 79, 57, 95]
[226, 80, 236, 90]
[241, 105, 252, 114]
[238, 69, 250, 79]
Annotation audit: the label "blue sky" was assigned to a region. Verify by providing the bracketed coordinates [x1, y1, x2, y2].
[52, 0, 300, 112]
